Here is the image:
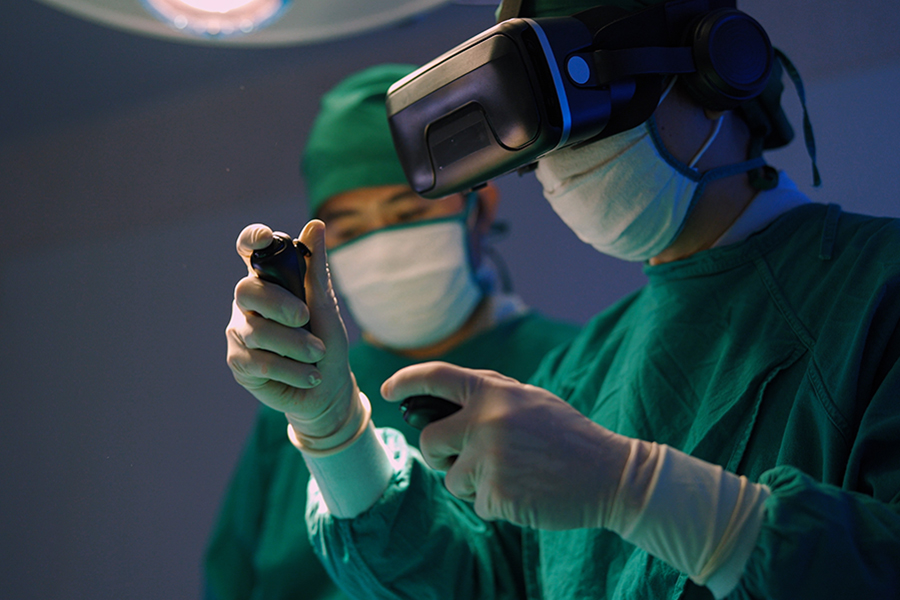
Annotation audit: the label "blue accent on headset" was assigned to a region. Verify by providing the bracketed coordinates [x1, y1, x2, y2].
[523, 18, 572, 148]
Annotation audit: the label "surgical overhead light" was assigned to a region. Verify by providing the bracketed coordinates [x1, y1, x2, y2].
[33, 0, 451, 46]
[142, 0, 288, 38]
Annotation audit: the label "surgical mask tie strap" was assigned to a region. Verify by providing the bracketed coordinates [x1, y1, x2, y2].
[661, 155, 766, 248]
[693, 156, 767, 201]
[775, 48, 821, 187]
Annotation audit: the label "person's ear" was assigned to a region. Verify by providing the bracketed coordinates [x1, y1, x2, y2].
[472, 182, 500, 236]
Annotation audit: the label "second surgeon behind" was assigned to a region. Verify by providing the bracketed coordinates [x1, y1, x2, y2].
[208, 64, 580, 600]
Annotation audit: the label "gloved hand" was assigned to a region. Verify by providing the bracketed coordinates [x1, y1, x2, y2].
[226, 221, 365, 454]
[382, 361, 631, 530]
[382, 362, 770, 597]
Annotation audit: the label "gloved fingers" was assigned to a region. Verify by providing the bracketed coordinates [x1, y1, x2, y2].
[234, 275, 310, 329]
[391, 363, 508, 472]
[442, 451, 479, 503]
[236, 378, 311, 414]
[227, 341, 323, 392]
[236, 223, 275, 273]
[418, 411, 469, 471]
[472, 482, 499, 523]
[238, 311, 326, 364]
[470, 368, 522, 385]
[380, 361, 496, 405]
[444, 448, 512, 524]
[298, 220, 352, 368]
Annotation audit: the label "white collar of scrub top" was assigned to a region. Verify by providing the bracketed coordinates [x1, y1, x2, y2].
[712, 171, 812, 248]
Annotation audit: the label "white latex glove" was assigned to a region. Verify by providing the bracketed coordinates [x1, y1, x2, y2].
[226, 221, 364, 453]
[382, 362, 769, 597]
[381, 361, 631, 530]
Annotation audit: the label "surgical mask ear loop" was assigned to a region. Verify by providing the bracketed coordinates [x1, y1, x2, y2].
[688, 115, 724, 169]
[659, 75, 678, 106]
[657, 75, 723, 171]
[465, 189, 512, 294]
[463, 190, 480, 225]
[462, 190, 494, 294]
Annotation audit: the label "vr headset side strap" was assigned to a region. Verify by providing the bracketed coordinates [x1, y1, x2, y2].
[592, 46, 695, 83]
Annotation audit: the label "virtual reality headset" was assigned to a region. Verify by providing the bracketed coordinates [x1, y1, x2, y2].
[386, 0, 773, 198]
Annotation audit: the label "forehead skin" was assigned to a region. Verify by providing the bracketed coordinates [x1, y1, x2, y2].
[317, 184, 466, 249]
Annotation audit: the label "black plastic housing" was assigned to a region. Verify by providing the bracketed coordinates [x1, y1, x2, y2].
[386, 17, 608, 199]
[250, 233, 312, 332]
[384, 0, 773, 199]
[399, 395, 462, 430]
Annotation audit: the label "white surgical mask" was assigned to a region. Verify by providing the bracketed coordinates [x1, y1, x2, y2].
[535, 115, 763, 262]
[328, 214, 484, 349]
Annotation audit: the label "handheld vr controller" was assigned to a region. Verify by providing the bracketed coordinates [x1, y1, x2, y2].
[250, 232, 312, 332]
[400, 395, 462, 430]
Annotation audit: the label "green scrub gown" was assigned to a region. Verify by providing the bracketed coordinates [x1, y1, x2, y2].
[308, 203, 900, 599]
[204, 311, 580, 600]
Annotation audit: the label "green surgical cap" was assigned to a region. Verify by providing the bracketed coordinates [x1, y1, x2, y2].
[302, 63, 417, 217]
[499, 0, 664, 18]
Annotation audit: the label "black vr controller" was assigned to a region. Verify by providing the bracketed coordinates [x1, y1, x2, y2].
[386, 0, 773, 198]
[250, 232, 312, 331]
[399, 395, 462, 430]
[250, 232, 459, 430]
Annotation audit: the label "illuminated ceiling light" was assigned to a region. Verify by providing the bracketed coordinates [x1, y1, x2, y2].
[142, 0, 289, 38]
[35, 0, 451, 47]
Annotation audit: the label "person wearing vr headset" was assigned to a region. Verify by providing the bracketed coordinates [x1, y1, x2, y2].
[209, 64, 580, 600]
[241, 1, 900, 599]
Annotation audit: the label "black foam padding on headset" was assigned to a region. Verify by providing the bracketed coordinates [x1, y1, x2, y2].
[682, 9, 773, 111]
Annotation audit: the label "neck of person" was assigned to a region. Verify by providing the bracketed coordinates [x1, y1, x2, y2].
[362, 294, 498, 360]
[648, 109, 760, 266]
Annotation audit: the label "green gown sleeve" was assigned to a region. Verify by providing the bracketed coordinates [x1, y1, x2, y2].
[737, 465, 900, 599]
[307, 428, 528, 600]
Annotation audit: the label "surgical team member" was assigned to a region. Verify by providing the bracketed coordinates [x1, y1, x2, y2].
[227, 2, 900, 599]
[207, 64, 580, 600]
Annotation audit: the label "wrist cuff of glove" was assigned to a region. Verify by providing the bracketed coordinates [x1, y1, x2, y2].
[287, 391, 371, 456]
[610, 443, 769, 598]
[303, 422, 396, 518]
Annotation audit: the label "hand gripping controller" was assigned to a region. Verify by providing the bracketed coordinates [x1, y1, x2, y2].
[250, 231, 460, 429]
